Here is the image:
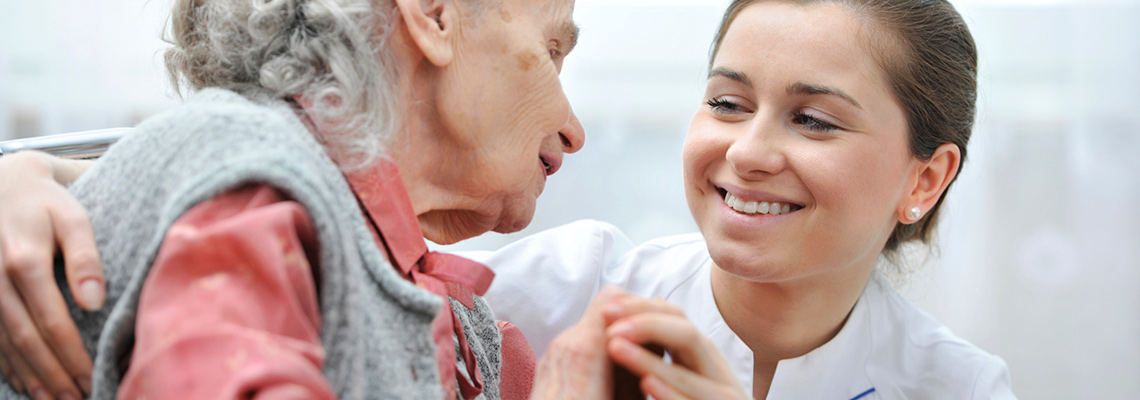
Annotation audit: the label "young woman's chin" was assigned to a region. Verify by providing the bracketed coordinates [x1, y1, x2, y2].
[705, 238, 802, 284]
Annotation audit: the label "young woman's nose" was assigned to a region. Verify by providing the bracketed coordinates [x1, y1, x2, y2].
[559, 106, 586, 154]
[725, 119, 787, 178]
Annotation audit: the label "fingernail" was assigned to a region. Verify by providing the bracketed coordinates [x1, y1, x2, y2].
[602, 304, 624, 317]
[608, 321, 634, 338]
[58, 391, 79, 400]
[78, 376, 92, 394]
[32, 388, 50, 400]
[79, 279, 106, 309]
[609, 336, 637, 356]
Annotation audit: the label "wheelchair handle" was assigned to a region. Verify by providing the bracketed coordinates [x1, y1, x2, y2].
[0, 128, 131, 160]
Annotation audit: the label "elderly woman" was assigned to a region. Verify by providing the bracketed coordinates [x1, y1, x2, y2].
[0, 0, 604, 398]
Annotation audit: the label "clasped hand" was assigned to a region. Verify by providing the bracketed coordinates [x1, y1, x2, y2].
[534, 286, 749, 400]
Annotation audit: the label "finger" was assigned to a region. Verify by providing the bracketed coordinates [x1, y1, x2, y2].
[641, 375, 687, 400]
[606, 314, 725, 376]
[0, 274, 83, 398]
[602, 296, 685, 325]
[0, 351, 18, 390]
[52, 201, 104, 311]
[608, 337, 718, 396]
[0, 330, 41, 395]
[6, 221, 94, 395]
[582, 286, 631, 325]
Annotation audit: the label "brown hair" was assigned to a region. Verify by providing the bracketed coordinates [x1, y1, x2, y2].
[710, 0, 978, 254]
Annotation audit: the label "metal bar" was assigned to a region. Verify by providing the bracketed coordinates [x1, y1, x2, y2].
[0, 128, 132, 160]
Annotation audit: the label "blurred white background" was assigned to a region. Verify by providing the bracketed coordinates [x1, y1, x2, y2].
[2, 0, 1138, 398]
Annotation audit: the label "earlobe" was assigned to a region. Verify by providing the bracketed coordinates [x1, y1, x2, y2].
[394, 0, 456, 67]
[899, 143, 962, 224]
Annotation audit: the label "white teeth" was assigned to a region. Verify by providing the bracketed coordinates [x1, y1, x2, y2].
[742, 201, 758, 213]
[724, 192, 797, 215]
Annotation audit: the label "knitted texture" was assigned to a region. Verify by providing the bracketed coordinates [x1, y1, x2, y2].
[0, 88, 501, 399]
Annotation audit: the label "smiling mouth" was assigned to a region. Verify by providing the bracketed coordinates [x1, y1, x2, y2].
[716, 188, 805, 216]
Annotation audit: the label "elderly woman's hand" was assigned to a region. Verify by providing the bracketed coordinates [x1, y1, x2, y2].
[0, 151, 99, 399]
[531, 286, 650, 400]
[602, 296, 750, 400]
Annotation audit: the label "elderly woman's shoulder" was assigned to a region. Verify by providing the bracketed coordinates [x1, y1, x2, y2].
[74, 86, 341, 214]
[135, 88, 302, 142]
[100, 87, 324, 175]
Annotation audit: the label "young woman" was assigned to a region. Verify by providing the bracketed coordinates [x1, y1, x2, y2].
[0, 0, 1014, 399]
[474, 0, 1015, 398]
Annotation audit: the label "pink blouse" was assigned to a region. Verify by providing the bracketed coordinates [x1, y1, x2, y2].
[119, 185, 333, 399]
[118, 160, 537, 399]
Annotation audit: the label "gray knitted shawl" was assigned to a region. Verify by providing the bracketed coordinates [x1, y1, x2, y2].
[0, 88, 502, 399]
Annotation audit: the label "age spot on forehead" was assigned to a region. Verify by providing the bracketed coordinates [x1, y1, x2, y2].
[516, 50, 539, 71]
[499, 7, 513, 22]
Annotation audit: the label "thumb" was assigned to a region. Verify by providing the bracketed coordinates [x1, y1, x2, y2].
[582, 286, 628, 324]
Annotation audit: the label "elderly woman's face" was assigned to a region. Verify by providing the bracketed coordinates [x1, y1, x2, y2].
[430, 0, 584, 236]
[684, 2, 914, 282]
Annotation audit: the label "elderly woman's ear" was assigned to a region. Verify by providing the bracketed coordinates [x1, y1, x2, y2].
[395, 0, 459, 67]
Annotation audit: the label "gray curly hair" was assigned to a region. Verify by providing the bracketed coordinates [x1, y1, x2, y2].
[164, 0, 399, 169]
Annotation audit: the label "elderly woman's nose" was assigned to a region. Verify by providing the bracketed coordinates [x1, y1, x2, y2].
[559, 108, 586, 154]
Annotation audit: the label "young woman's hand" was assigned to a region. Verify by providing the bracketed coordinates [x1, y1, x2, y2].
[602, 296, 750, 400]
[0, 151, 99, 398]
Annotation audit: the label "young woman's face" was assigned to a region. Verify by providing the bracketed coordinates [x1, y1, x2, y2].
[684, 2, 917, 282]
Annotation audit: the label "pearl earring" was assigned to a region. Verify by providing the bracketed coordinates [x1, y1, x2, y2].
[907, 206, 922, 222]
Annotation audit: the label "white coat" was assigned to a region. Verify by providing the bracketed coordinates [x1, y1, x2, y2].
[464, 220, 1016, 399]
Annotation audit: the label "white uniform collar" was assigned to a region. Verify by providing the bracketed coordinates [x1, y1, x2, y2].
[766, 274, 880, 399]
[697, 258, 883, 399]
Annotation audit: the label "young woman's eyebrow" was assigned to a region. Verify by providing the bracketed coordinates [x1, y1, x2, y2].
[709, 67, 754, 88]
[786, 82, 863, 110]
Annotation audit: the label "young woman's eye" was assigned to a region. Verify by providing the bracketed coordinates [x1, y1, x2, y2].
[792, 111, 839, 132]
[706, 97, 748, 114]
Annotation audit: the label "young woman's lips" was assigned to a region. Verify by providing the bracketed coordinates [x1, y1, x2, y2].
[713, 185, 805, 223]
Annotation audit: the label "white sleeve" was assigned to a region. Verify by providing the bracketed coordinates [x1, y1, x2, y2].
[455, 219, 635, 357]
[971, 356, 1018, 400]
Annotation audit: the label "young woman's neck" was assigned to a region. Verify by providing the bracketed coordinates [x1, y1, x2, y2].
[710, 261, 875, 398]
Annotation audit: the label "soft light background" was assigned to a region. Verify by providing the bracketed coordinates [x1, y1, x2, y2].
[2, 0, 1137, 398]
